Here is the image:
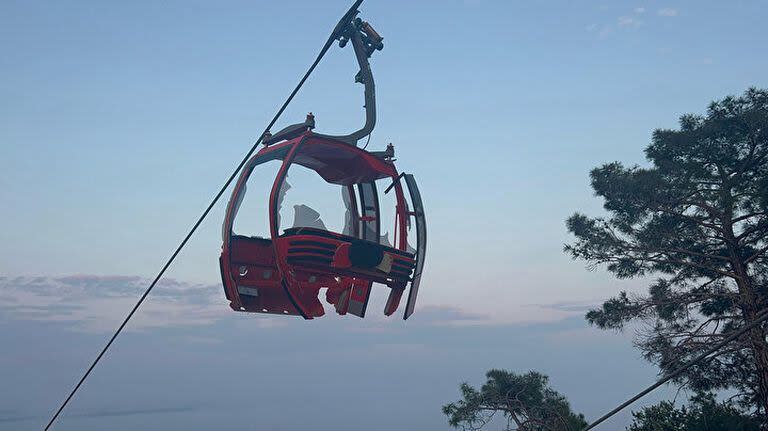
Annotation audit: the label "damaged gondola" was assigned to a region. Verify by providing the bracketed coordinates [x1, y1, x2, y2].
[219, 9, 426, 319]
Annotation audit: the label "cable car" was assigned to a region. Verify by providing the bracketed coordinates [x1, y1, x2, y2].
[219, 15, 426, 319]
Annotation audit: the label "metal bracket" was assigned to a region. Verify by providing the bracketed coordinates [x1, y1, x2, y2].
[263, 113, 315, 146]
[371, 143, 396, 162]
[314, 17, 383, 145]
[384, 171, 405, 194]
[265, 13, 383, 147]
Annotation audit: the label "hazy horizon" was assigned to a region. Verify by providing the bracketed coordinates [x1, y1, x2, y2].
[2, 0, 767, 429]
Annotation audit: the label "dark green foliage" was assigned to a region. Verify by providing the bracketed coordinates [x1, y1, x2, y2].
[442, 370, 587, 431]
[628, 393, 761, 431]
[565, 88, 768, 415]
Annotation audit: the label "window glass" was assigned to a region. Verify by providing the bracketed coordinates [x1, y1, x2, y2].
[231, 159, 282, 239]
[277, 164, 349, 235]
[358, 182, 379, 242]
[377, 179, 398, 248]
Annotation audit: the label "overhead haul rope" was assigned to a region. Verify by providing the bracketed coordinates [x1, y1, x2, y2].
[584, 307, 768, 430]
[43, 1, 365, 429]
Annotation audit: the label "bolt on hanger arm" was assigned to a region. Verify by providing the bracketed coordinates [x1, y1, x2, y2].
[264, 11, 384, 147]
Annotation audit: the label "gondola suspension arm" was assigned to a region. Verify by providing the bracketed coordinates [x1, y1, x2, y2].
[264, 13, 384, 146]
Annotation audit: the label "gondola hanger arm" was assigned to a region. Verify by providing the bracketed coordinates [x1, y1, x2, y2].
[265, 8, 384, 147]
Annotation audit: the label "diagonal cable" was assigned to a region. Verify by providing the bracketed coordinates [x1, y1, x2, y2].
[584, 308, 768, 430]
[43, 1, 363, 429]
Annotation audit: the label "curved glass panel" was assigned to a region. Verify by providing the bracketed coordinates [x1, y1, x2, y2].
[231, 159, 283, 239]
[357, 182, 380, 242]
[403, 174, 426, 319]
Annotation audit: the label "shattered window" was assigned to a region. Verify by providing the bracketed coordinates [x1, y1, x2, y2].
[277, 164, 349, 235]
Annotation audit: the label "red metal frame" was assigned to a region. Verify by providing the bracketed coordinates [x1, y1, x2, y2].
[220, 131, 420, 319]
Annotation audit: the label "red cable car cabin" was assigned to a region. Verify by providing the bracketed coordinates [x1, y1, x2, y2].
[220, 133, 425, 319]
[219, 12, 425, 320]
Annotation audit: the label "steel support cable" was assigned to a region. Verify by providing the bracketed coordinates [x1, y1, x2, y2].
[584, 307, 768, 430]
[43, 1, 364, 429]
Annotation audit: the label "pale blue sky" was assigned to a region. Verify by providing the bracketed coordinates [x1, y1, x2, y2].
[1, 0, 767, 429]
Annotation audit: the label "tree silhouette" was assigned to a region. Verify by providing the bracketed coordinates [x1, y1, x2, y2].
[628, 392, 760, 431]
[565, 88, 768, 416]
[443, 370, 587, 431]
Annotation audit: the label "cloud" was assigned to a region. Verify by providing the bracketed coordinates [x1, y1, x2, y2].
[0, 275, 227, 332]
[585, 23, 613, 38]
[0, 406, 200, 424]
[598, 26, 613, 38]
[0, 276, 499, 332]
[534, 300, 596, 314]
[0, 414, 37, 424]
[658, 8, 678, 17]
[68, 406, 201, 419]
[0, 275, 591, 332]
[588, 7, 648, 38]
[412, 302, 589, 327]
[617, 15, 642, 28]
[543, 326, 625, 344]
[410, 305, 491, 326]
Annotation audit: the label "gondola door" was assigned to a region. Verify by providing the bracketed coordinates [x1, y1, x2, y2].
[402, 174, 426, 319]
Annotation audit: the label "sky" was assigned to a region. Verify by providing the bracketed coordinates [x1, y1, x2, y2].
[1, 0, 767, 429]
